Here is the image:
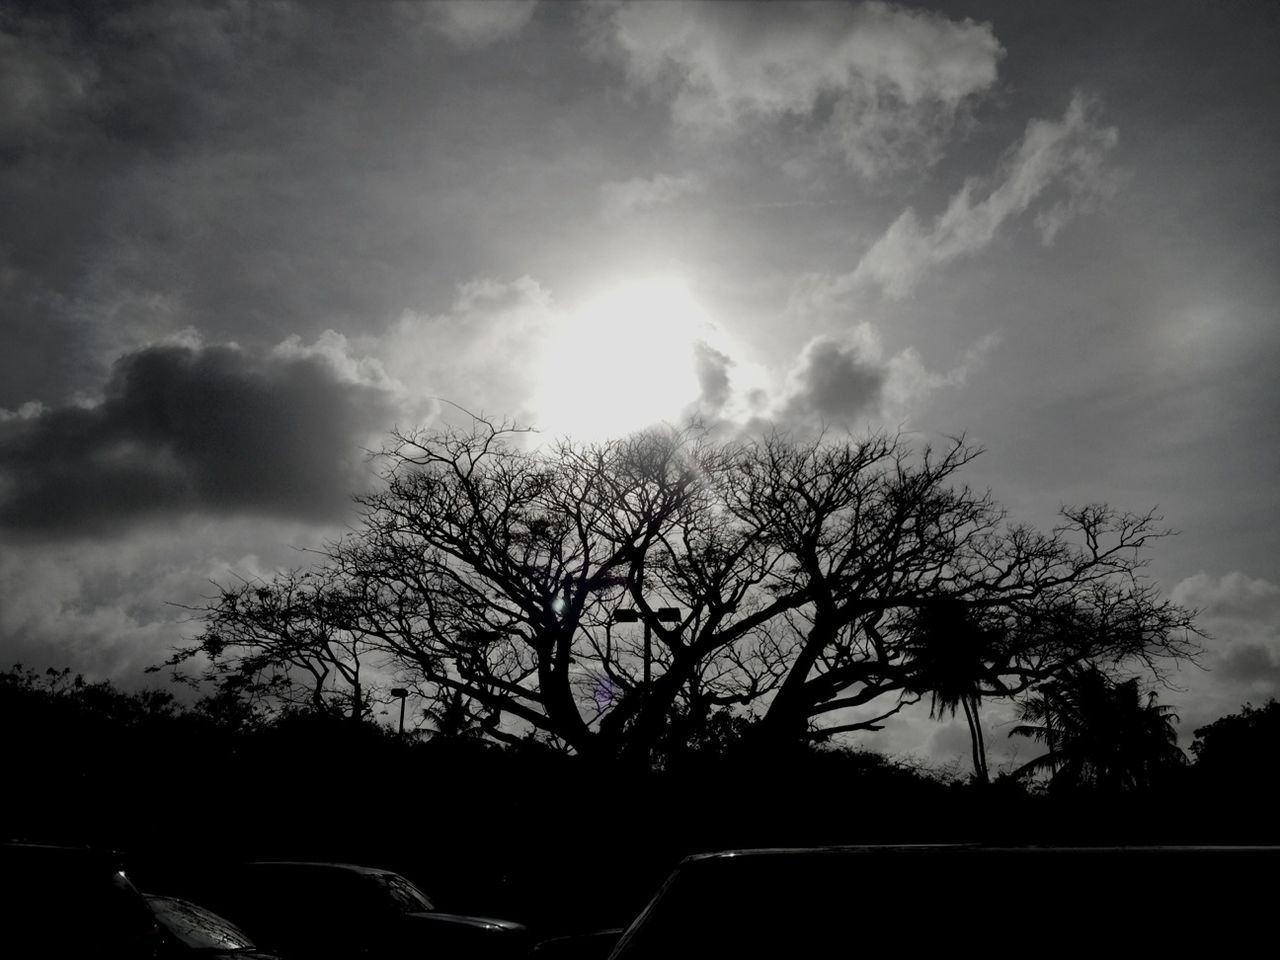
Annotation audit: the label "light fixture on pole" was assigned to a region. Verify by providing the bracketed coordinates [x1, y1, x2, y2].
[614, 606, 681, 690]
[390, 687, 409, 735]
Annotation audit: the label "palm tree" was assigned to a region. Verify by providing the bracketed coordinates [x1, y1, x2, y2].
[901, 599, 1004, 784]
[1009, 665, 1186, 792]
[425, 687, 489, 740]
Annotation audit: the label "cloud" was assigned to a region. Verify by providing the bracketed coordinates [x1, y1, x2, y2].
[271, 329, 401, 389]
[853, 92, 1121, 297]
[882, 331, 1001, 409]
[766, 324, 998, 429]
[0, 2, 557, 410]
[412, 0, 539, 48]
[380, 275, 561, 425]
[1216, 643, 1280, 688]
[0, 516, 343, 682]
[600, 172, 704, 220]
[0, 338, 396, 537]
[1172, 570, 1280, 622]
[778, 334, 888, 424]
[0, 17, 97, 154]
[1170, 570, 1280, 697]
[593, 0, 1002, 178]
[692, 340, 734, 415]
[1164, 571, 1280, 741]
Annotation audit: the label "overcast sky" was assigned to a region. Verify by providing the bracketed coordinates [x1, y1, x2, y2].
[3, 0, 1278, 768]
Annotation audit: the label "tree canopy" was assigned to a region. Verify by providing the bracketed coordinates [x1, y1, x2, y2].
[1008, 664, 1188, 792]
[162, 417, 1201, 765]
[1190, 699, 1280, 786]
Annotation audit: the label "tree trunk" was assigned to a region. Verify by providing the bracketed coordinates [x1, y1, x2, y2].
[961, 695, 988, 784]
[972, 697, 989, 782]
[759, 619, 836, 747]
[537, 630, 597, 754]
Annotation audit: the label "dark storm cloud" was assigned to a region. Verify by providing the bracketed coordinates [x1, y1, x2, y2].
[0, 341, 394, 537]
[780, 336, 886, 423]
[692, 340, 733, 414]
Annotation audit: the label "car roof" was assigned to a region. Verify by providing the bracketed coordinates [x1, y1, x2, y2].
[680, 843, 1280, 863]
[3, 840, 124, 857]
[244, 860, 400, 875]
[682, 843, 967, 861]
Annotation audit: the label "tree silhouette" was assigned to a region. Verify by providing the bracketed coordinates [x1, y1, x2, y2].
[423, 686, 498, 741]
[163, 416, 1201, 763]
[160, 567, 382, 724]
[1009, 665, 1187, 792]
[898, 598, 1006, 783]
[720, 434, 1199, 748]
[1190, 698, 1280, 790]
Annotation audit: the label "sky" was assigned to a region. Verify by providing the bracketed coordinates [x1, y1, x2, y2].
[2, 0, 1278, 769]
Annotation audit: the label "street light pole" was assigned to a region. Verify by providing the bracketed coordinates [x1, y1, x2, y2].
[614, 606, 681, 696]
[614, 605, 681, 768]
[390, 687, 409, 735]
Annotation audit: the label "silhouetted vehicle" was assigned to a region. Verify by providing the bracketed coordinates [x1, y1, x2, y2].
[2, 841, 162, 957]
[605, 845, 1280, 960]
[147, 894, 280, 959]
[533, 928, 625, 959]
[208, 861, 528, 960]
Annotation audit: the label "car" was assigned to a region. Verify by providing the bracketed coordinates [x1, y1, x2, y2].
[204, 860, 528, 960]
[2, 841, 163, 957]
[604, 844, 1280, 960]
[532, 928, 626, 959]
[146, 894, 280, 959]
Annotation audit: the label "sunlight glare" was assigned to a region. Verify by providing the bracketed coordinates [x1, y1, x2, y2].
[533, 277, 712, 440]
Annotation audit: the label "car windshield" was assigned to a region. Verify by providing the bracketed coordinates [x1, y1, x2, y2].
[148, 896, 257, 951]
[363, 871, 435, 913]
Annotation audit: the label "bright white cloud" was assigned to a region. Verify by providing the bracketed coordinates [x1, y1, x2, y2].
[272, 329, 399, 391]
[600, 172, 704, 220]
[381, 276, 561, 427]
[854, 92, 1121, 298]
[594, 0, 1002, 178]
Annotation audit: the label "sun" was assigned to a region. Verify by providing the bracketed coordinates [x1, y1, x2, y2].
[532, 277, 713, 440]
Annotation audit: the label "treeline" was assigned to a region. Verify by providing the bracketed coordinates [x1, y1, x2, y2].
[4, 664, 1278, 933]
[0, 663, 940, 929]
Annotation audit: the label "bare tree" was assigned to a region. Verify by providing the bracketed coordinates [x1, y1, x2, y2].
[721, 432, 1201, 748]
[330, 418, 801, 760]
[164, 567, 381, 724]
[164, 416, 1201, 764]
